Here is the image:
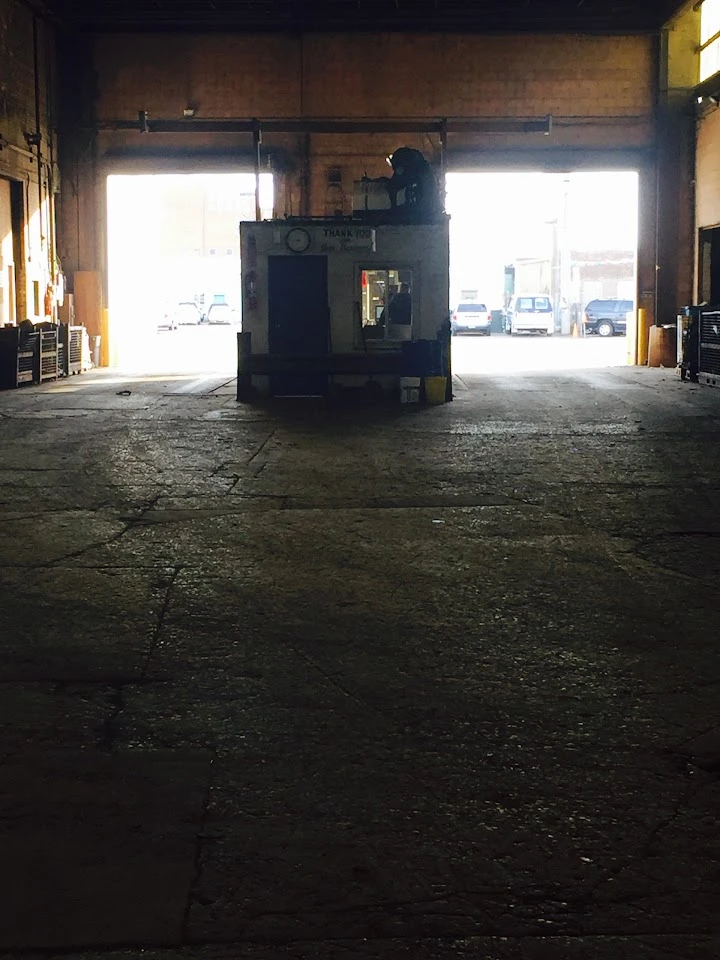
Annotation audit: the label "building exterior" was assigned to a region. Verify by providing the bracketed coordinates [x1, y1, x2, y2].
[514, 251, 636, 305]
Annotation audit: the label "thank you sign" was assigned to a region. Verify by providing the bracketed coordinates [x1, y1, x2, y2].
[319, 226, 376, 252]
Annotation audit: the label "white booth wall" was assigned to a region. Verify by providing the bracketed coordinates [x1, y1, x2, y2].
[239, 220, 450, 355]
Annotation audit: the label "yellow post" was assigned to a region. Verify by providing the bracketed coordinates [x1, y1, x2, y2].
[101, 308, 111, 368]
[424, 376, 447, 405]
[626, 309, 638, 365]
[637, 308, 650, 366]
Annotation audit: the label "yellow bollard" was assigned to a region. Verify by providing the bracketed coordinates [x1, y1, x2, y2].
[101, 308, 111, 368]
[626, 309, 638, 365]
[637, 308, 650, 366]
[571, 320, 579, 339]
[424, 376, 447, 405]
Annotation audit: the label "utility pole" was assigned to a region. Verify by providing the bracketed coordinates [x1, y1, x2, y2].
[548, 218, 560, 332]
[559, 177, 572, 335]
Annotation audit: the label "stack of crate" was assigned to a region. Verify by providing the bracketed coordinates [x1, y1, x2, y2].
[0, 326, 40, 389]
[39, 327, 59, 382]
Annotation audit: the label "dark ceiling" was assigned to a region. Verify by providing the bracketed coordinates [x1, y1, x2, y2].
[47, 0, 687, 33]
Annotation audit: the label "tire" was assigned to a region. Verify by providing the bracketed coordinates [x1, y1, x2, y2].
[597, 320, 614, 338]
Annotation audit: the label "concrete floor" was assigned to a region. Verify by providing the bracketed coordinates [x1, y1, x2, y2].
[1, 359, 720, 959]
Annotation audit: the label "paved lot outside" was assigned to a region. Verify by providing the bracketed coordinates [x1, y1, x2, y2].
[116, 326, 628, 378]
[451, 331, 628, 375]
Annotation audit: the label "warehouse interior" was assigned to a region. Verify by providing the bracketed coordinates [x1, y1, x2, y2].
[2, 1, 720, 958]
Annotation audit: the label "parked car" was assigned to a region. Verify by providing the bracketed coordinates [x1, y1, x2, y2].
[206, 303, 237, 325]
[174, 301, 203, 325]
[157, 309, 178, 332]
[451, 302, 492, 336]
[583, 298, 633, 337]
[505, 294, 554, 335]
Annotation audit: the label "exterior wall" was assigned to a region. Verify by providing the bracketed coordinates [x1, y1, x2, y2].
[515, 252, 636, 311]
[0, 0, 58, 323]
[514, 259, 550, 295]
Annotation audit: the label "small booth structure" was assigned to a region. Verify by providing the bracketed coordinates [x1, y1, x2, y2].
[237, 216, 451, 403]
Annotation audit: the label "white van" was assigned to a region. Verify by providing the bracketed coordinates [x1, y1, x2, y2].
[506, 295, 554, 336]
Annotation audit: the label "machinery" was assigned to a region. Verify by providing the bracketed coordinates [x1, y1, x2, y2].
[238, 148, 450, 402]
[353, 147, 442, 222]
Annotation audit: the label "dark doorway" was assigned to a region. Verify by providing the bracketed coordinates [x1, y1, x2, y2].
[699, 226, 720, 306]
[268, 255, 329, 396]
[10, 180, 26, 322]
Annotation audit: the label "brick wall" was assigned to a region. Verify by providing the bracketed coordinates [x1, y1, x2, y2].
[0, 0, 58, 322]
[91, 30, 657, 194]
[94, 32, 653, 122]
[61, 28, 674, 341]
[81, 30, 658, 252]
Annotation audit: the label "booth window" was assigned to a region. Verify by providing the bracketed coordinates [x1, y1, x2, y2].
[361, 268, 413, 340]
[701, 0, 720, 83]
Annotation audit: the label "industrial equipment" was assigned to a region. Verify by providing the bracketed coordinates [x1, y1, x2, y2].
[698, 307, 720, 386]
[238, 148, 450, 402]
[353, 147, 441, 221]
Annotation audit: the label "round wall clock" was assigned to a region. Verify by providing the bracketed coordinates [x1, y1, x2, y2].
[285, 227, 311, 253]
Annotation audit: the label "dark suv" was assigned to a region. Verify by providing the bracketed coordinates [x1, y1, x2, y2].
[583, 299, 633, 337]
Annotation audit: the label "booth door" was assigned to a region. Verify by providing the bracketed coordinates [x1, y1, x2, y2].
[268, 255, 329, 396]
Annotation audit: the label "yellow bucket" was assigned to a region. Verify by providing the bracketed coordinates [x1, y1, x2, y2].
[424, 376, 447, 405]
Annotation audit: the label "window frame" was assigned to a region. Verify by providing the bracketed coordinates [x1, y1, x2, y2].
[700, 0, 720, 83]
[358, 264, 416, 343]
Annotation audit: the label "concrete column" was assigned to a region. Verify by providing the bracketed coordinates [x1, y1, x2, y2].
[654, 10, 701, 320]
[637, 160, 658, 330]
[655, 101, 696, 321]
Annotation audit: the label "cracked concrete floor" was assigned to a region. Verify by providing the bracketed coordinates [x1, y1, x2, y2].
[1, 366, 720, 959]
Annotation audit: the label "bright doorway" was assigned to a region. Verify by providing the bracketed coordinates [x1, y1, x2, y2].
[445, 171, 639, 376]
[107, 173, 273, 374]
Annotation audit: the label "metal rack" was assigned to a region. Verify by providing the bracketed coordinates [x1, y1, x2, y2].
[59, 324, 86, 376]
[39, 328, 59, 382]
[0, 327, 40, 389]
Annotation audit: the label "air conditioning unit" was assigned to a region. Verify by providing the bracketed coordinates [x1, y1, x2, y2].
[699, 308, 720, 387]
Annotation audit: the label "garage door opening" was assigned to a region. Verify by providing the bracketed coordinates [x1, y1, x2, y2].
[446, 171, 639, 376]
[107, 173, 273, 374]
